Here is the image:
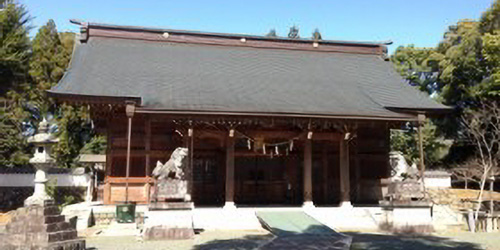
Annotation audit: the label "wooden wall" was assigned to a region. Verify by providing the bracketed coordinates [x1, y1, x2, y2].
[99, 113, 391, 206]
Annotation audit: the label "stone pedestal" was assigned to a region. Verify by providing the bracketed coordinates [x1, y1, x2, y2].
[24, 167, 52, 207]
[152, 179, 191, 202]
[145, 177, 194, 240]
[339, 201, 353, 209]
[1, 200, 85, 250]
[223, 201, 236, 210]
[143, 210, 194, 240]
[302, 201, 315, 209]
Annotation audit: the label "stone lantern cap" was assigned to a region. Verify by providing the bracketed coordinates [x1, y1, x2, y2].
[27, 118, 59, 144]
[28, 118, 59, 165]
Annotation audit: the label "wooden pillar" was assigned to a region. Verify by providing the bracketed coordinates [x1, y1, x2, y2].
[187, 127, 193, 202]
[354, 140, 361, 203]
[303, 131, 314, 208]
[322, 145, 328, 203]
[104, 119, 112, 204]
[339, 134, 352, 208]
[125, 102, 136, 203]
[224, 129, 236, 208]
[417, 114, 426, 181]
[145, 117, 151, 203]
[490, 176, 495, 215]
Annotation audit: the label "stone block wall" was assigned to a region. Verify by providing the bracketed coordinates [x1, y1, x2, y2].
[0, 200, 85, 250]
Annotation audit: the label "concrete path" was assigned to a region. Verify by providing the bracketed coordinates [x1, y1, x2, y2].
[256, 211, 334, 235]
[256, 211, 352, 249]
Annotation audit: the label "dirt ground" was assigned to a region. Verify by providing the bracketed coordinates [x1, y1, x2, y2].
[84, 230, 500, 250]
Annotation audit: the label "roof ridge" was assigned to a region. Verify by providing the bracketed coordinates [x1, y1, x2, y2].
[70, 19, 393, 47]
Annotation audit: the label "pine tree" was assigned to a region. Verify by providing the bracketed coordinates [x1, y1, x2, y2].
[312, 28, 322, 41]
[0, 109, 30, 167]
[0, 0, 31, 97]
[26, 20, 93, 168]
[0, 0, 31, 167]
[288, 26, 299, 39]
[266, 29, 277, 38]
[28, 19, 71, 114]
[52, 104, 93, 168]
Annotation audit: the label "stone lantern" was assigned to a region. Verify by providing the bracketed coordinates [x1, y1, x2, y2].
[1, 119, 85, 249]
[24, 118, 59, 206]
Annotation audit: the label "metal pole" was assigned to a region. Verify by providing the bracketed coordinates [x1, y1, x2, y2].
[417, 114, 426, 182]
[125, 116, 132, 203]
[124, 102, 136, 204]
[189, 128, 194, 202]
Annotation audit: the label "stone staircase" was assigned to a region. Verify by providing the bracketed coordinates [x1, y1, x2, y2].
[0, 200, 85, 249]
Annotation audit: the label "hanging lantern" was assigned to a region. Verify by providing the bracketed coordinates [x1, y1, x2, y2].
[254, 137, 264, 152]
[275, 145, 279, 155]
[262, 143, 266, 154]
[247, 139, 252, 150]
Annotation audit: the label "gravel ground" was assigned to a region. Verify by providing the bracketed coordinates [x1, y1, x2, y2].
[438, 232, 500, 250]
[85, 230, 500, 250]
[85, 230, 273, 250]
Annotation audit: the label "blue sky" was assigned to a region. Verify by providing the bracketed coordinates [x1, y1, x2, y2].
[22, 0, 493, 54]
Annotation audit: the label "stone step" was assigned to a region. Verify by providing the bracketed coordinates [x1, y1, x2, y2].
[5, 229, 78, 245]
[2, 238, 85, 250]
[5, 221, 71, 234]
[48, 229, 78, 242]
[44, 215, 66, 224]
[99, 221, 139, 236]
[46, 221, 72, 233]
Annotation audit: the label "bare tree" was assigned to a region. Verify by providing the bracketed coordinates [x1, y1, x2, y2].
[461, 101, 500, 224]
[452, 161, 483, 189]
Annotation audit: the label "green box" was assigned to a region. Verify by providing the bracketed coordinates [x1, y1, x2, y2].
[116, 202, 136, 223]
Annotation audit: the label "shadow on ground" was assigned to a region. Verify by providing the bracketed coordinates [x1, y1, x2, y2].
[346, 232, 484, 250]
[193, 229, 484, 250]
[194, 225, 351, 250]
[192, 234, 273, 250]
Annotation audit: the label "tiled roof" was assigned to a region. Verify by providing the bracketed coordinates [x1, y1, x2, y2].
[49, 22, 449, 120]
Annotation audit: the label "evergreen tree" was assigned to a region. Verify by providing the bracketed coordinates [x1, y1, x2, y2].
[0, 108, 30, 167]
[26, 20, 98, 168]
[390, 0, 500, 166]
[0, 0, 31, 167]
[312, 28, 322, 41]
[266, 29, 277, 38]
[0, 0, 30, 96]
[288, 26, 299, 39]
[27, 19, 71, 115]
[52, 104, 93, 168]
[391, 121, 449, 168]
[391, 45, 437, 95]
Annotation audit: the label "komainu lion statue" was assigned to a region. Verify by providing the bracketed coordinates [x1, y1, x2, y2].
[152, 147, 188, 180]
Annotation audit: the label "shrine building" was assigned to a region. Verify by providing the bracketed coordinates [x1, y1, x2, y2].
[49, 20, 448, 208]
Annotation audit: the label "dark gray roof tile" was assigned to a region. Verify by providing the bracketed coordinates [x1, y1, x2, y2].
[50, 37, 448, 119]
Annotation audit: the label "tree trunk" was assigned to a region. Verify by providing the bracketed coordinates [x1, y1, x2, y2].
[474, 170, 488, 228]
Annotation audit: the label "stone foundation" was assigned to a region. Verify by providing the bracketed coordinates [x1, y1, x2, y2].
[0, 200, 85, 250]
[143, 209, 194, 240]
[143, 226, 194, 240]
